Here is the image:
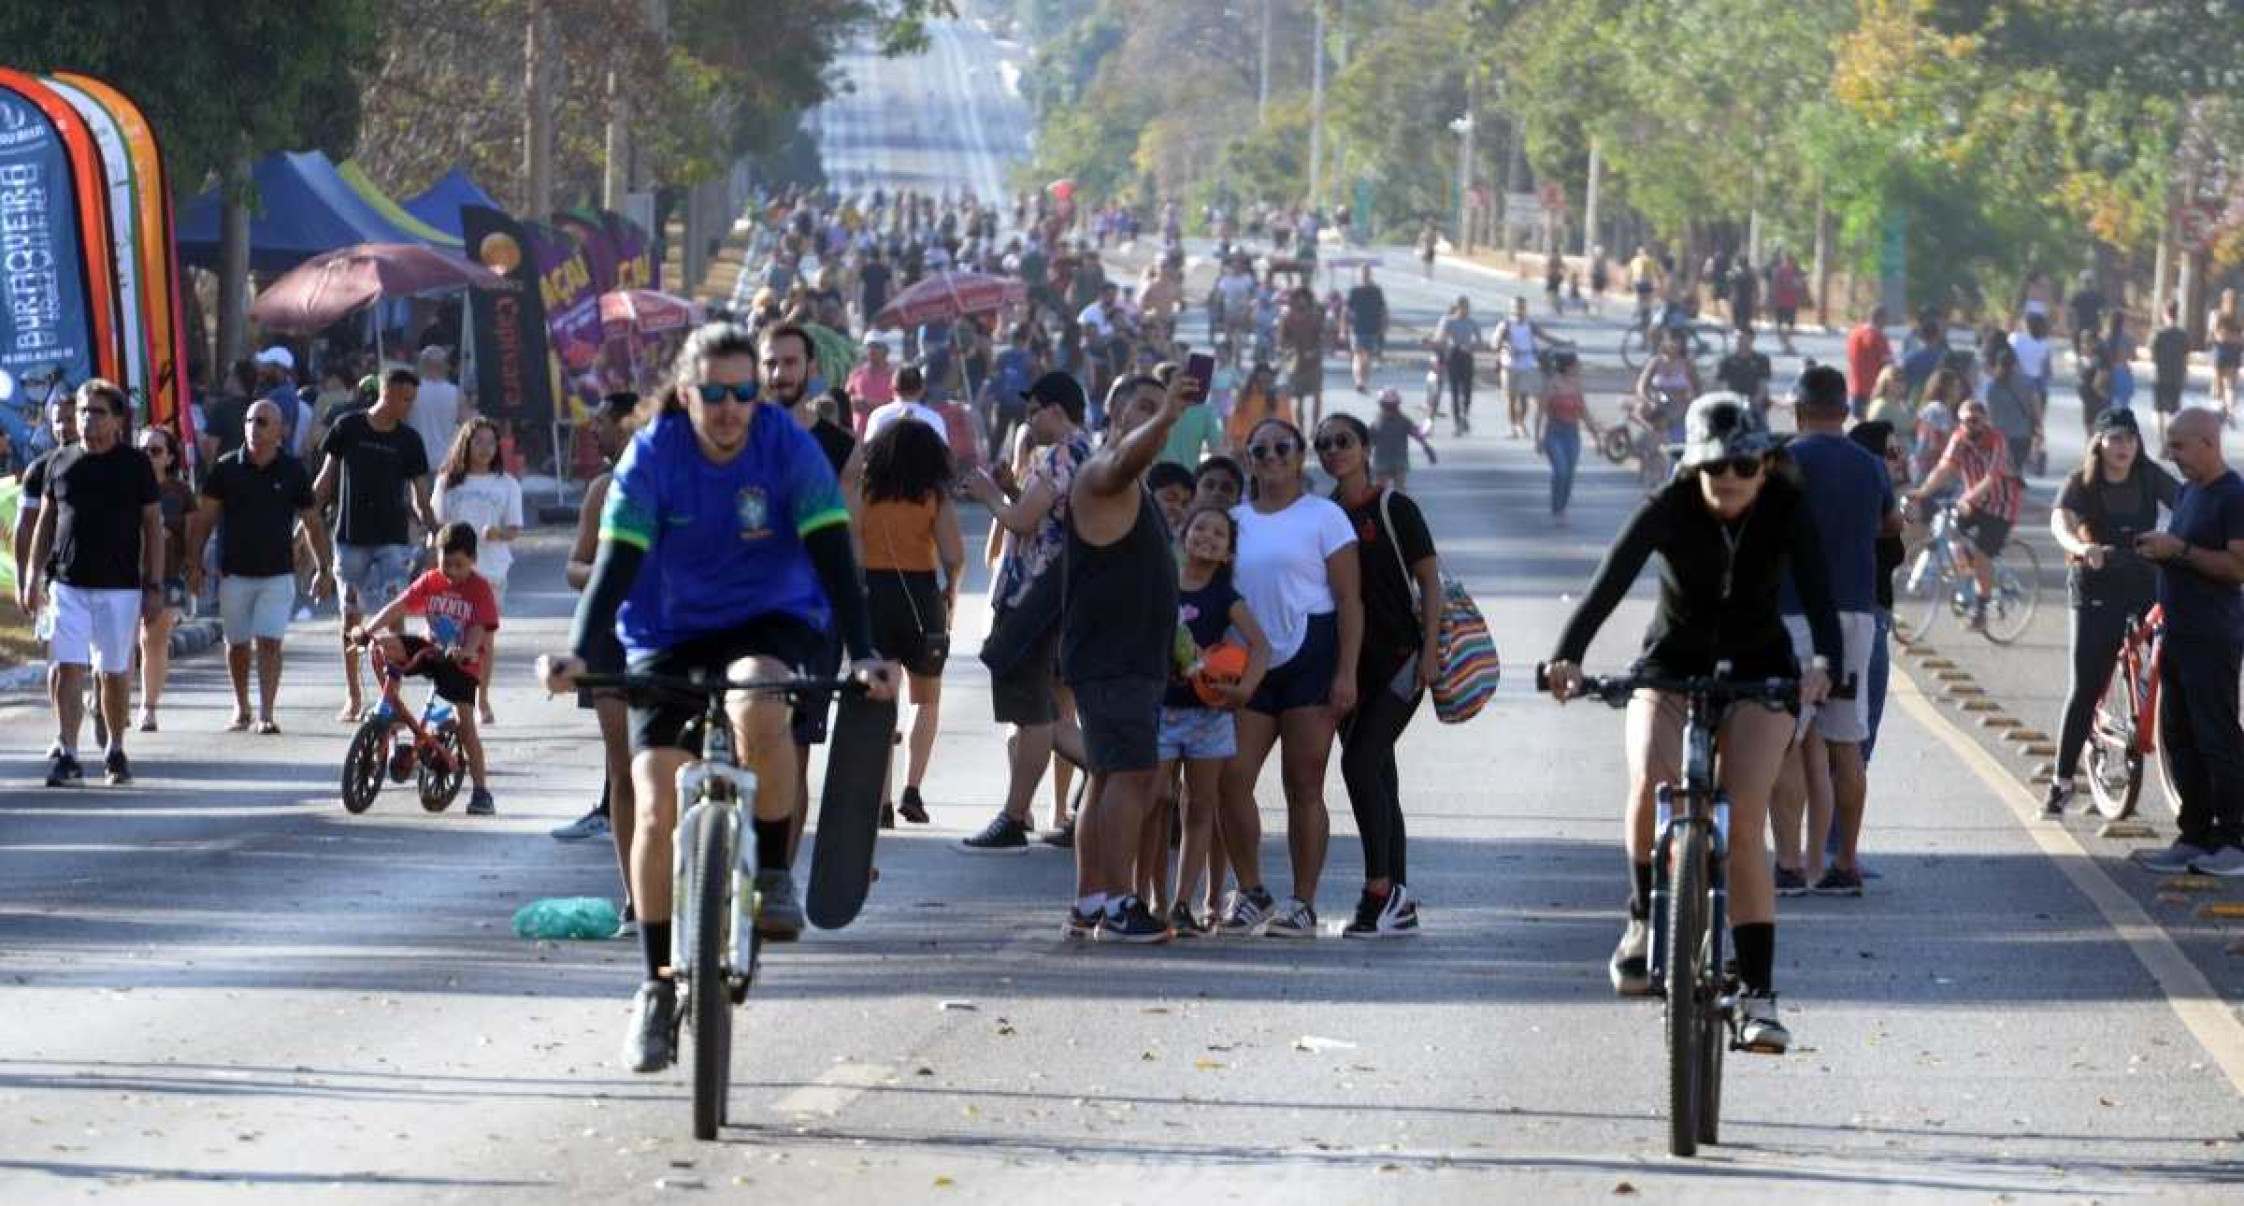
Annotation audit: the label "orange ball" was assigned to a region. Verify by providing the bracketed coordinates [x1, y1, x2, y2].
[1191, 642, 1251, 707]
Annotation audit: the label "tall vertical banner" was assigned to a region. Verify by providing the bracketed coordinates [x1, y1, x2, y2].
[527, 219, 603, 419]
[0, 69, 122, 388]
[42, 77, 147, 405]
[604, 209, 652, 291]
[460, 204, 556, 430]
[57, 72, 192, 443]
[0, 74, 104, 423]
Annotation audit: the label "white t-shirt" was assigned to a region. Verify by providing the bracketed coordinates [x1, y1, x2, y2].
[1230, 494, 1357, 665]
[407, 378, 463, 466]
[2009, 332, 2051, 382]
[1077, 301, 1115, 339]
[433, 471, 525, 587]
[864, 400, 951, 446]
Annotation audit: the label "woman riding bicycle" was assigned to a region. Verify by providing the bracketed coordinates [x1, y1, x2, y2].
[1629, 330, 1698, 482]
[2043, 407, 2178, 817]
[1545, 393, 1838, 1054]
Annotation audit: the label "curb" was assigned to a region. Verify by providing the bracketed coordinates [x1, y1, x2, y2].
[0, 617, 225, 700]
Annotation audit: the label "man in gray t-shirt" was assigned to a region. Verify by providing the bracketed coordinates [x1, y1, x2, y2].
[1983, 348, 2040, 473]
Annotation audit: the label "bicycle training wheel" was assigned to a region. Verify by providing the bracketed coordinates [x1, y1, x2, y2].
[2084, 668, 2144, 821]
[1665, 823, 1711, 1158]
[687, 809, 733, 1141]
[417, 722, 467, 812]
[1619, 326, 1647, 372]
[1598, 424, 1634, 465]
[1980, 541, 2043, 645]
[340, 721, 388, 814]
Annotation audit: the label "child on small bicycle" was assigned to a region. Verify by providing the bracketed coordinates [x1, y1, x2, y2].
[348, 521, 501, 814]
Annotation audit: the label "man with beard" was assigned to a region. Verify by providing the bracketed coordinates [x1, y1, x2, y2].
[762, 324, 846, 860]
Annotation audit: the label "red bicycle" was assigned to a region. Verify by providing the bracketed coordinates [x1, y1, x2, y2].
[2084, 603, 2181, 820]
[339, 640, 468, 815]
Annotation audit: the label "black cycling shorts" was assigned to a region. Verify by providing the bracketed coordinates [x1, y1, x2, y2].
[1958, 514, 2012, 559]
[626, 614, 829, 754]
[395, 635, 481, 706]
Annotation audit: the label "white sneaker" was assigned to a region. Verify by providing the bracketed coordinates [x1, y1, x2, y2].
[1262, 897, 1318, 938]
[1216, 888, 1276, 936]
[1738, 990, 1790, 1054]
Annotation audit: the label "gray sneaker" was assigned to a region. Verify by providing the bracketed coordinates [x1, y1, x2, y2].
[1262, 897, 1318, 938]
[1773, 865, 1810, 897]
[2192, 845, 2244, 878]
[550, 807, 612, 841]
[754, 869, 804, 941]
[1217, 887, 1276, 936]
[1810, 866, 1864, 897]
[2137, 839, 2214, 875]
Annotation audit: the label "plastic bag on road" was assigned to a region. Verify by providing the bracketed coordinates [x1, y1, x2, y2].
[512, 897, 621, 940]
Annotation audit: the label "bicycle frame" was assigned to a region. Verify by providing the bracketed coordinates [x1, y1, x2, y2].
[2118, 605, 2166, 760]
[366, 645, 459, 773]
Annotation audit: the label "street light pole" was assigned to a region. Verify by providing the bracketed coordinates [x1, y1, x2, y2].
[1450, 113, 1474, 254]
[1308, 0, 1324, 209]
[1259, 0, 1272, 127]
[1582, 136, 1601, 258]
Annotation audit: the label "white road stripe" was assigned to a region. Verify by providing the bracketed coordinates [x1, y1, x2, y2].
[769, 1059, 896, 1116]
[1893, 668, 2244, 1095]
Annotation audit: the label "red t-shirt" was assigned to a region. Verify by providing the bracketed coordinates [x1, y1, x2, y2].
[1846, 323, 1892, 401]
[401, 569, 502, 668]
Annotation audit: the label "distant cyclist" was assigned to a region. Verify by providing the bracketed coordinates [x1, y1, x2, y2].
[539, 323, 897, 1073]
[1544, 394, 1837, 1053]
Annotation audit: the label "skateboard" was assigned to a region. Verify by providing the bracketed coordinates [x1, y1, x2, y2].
[807, 691, 895, 929]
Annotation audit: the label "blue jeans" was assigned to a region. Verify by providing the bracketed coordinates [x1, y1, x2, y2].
[1545, 423, 1581, 514]
[1863, 609, 1892, 764]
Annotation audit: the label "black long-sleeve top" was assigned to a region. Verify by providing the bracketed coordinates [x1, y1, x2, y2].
[1552, 473, 1843, 680]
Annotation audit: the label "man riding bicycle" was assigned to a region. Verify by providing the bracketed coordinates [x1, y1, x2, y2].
[540, 322, 898, 1073]
[1908, 397, 2022, 630]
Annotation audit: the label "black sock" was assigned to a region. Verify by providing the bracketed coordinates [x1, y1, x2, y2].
[754, 818, 792, 871]
[1733, 922, 1775, 994]
[640, 921, 671, 982]
[1628, 861, 1654, 920]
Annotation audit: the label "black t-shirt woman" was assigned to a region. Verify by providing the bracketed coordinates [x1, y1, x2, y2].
[1316, 413, 1439, 937]
[1544, 395, 1838, 1054]
[2044, 408, 2178, 813]
[135, 425, 194, 732]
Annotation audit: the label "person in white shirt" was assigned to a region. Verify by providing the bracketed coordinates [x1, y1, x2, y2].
[863, 364, 951, 447]
[432, 416, 523, 725]
[406, 345, 464, 469]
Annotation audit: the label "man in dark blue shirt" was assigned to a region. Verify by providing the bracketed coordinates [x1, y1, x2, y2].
[2135, 408, 2244, 876]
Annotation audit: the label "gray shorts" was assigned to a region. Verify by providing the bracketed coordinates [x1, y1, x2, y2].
[219, 573, 296, 643]
[338, 543, 416, 614]
[1072, 675, 1165, 774]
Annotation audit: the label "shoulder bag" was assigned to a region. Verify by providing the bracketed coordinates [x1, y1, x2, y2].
[1379, 487, 1498, 724]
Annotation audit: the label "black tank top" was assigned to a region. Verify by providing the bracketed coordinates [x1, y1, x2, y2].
[1061, 487, 1179, 684]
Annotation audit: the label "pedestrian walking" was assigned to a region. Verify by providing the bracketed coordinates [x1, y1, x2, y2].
[19, 381, 161, 786]
[407, 346, 463, 470]
[2151, 300, 2191, 441]
[856, 418, 966, 829]
[1983, 346, 2043, 473]
[1495, 297, 1561, 441]
[2044, 408, 2178, 816]
[1215, 418, 1362, 938]
[433, 417, 525, 726]
[1845, 306, 1893, 417]
[2214, 289, 2244, 419]
[1845, 420, 1910, 765]
[188, 398, 333, 735]
[2130, 409, 2244, 876]
[1534, 351, 1593, 520]
[1346, 266, 1388, 394]
[1434, 297, 1482, 437]
[1316, 413, 1440, 937]
[316, 368, 438, 723]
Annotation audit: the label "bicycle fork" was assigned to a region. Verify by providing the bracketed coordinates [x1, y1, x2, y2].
[669, 761, 764, 1000]
[1648, 785, 1737, 1039]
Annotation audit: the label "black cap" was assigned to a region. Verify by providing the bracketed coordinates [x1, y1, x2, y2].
[1026, 371, 1086, 424]
[2095, 407, 2139, 437]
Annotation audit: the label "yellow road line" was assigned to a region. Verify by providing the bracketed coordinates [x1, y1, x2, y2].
[1893, 668, 2244, 1095]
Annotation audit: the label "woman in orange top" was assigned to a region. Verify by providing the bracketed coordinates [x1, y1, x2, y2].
[1224, 361, 1295, 449]
[855, 419, 967, 826]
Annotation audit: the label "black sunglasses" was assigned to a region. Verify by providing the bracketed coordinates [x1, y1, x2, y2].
[1247, 439, 1298, 461]
[1702, 455, 1764, 479]
[695, 382, 760, 406]
[1313, 433, 1358, 453]
[249, 415, 277, 427]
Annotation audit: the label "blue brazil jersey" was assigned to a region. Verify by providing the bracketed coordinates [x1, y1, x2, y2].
[600, 408, 850, 657]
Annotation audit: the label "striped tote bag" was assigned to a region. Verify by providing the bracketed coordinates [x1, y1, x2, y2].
[1380, 488, 1498, 724]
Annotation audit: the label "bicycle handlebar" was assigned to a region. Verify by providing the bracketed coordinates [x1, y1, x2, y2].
[1535, 662, 1803, 710]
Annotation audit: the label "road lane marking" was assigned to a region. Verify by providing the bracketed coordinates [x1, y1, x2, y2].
[1893, 669, 2244, 1095]
[771, 1060, 896, 1117]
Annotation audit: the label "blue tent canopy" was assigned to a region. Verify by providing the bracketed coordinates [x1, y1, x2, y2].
[405, 169, 501, 241]
[176, 150, 434, 273]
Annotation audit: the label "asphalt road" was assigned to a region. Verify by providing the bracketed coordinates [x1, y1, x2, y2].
[6, 17, 2244, 1203]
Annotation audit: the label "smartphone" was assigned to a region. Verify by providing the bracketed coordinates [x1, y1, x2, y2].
[1183, 352, 1216, 402]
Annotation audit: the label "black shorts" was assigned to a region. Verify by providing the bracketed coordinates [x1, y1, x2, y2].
[1958, 514, 2013, 559]
[794, 627, 842, 746]
[869, 570, 950, 678]
[396, 635, 481, 705]
[625, 614, 829, 754]
[1774, 306, 1798, 326]
[989, 616, 1060, 726]
[1248, 612, 1339, 716]
[2218, 344, 2242, 374]
[1071, 675, 1165, 773]
[2155, 379, 2185, 414]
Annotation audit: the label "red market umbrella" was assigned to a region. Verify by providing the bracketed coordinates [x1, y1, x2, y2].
[249, 242, 506, 333]
[599, 288, 702, 335]
[871, 271, 1026, 330]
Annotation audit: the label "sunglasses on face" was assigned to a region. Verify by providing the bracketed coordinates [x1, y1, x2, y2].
[139, 442, 168, 456]
[695, 381, 760, 406]
[1313, 433, 1358, 453]
[250, 415, 277, 427]
[1702, 455, 1764, 479]
[1247, 440, 1298, 461]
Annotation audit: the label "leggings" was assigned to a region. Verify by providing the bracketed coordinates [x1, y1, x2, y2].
[1446, 348, 1475, 419]
[1340, 653, 1419, 885]
[2056, 600, 2137, 780]
[1545, 422, 1581, 514]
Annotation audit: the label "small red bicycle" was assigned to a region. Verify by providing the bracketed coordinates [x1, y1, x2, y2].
[2084, 603, 2181, 820]
[340, 640, 468, 814]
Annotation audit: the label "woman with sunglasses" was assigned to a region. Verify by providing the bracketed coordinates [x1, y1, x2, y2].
[1315, 413, 1439, 936]
[134, 425, 196, 732]
[1544, 394, 1838, 1054]
[1215, 418, 1362, 938]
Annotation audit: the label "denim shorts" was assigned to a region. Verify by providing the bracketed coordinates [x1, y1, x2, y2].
[338, 543, 417, 614]
[1157, 705, 1237, 762]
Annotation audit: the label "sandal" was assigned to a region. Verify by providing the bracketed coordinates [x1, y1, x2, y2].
[255, 719, 282, 736]
[225, 716, 251, 733]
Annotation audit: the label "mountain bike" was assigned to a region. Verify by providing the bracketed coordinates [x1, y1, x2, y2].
[1541, 663, 1798, 1158]
[1892, 504, 2042, 645]
[572, 669, 861, 1142]
[2083, 601, 2183, 820]
[1619, 309, 1728, 372]
[340, 642, 468, 814]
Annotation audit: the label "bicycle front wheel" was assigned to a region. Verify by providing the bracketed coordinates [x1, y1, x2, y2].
[340, 721, 388, 814]
[2084, 663, 2144, 821]
[1619, 326, 1647, 372]
[1598, 424, 1634, 465]
[1665, 822, 1711, 1158]
[686, 809, 734, 1141]
[1981, 541, 2043, 645]
[1893, 547, 1944, 645]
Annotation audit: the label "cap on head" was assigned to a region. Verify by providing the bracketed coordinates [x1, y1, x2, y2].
[2095, 407, 2140, 438]
[1025, 370, 1086, 424]
[255, 346, 295, 372]
[1677, 392, 1774, 468]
